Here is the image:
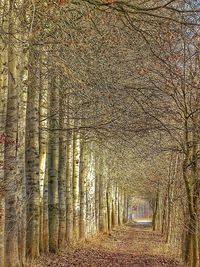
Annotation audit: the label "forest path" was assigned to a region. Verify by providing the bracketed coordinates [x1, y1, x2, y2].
[36, 223, 183, 267]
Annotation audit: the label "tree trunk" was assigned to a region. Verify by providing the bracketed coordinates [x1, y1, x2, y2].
[85, 142, 96, 237]
[66, 128, 73, 241]
[17, 57, 27, 265]
[95, 147, 100, 232]
[123, 193, 128, 223]
[72, 128, 80, 241]
[58, 96, 67, 249]
[79, 138, 87, 239]
[4, 1, 20, 265]
[107, 184, 112, 231]
[48, 77, 59, 253]
[43, 159, 49, 253]
[39, 51, 49, 254]
[0, 0, 8, 263]
[25, 47, 40, 260]
[152, 187, 160, 232]
[99, 156, 108, 232]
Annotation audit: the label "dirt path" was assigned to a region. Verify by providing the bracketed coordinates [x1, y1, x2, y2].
[35, 223, 183, 267]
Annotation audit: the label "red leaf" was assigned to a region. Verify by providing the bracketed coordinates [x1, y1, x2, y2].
[57, 0, 65, 5]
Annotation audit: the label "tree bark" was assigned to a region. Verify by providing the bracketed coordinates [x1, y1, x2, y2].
[48, 77, 59, 253]
[79, 138, 87, 239]
[0, 0, 8, 263]
[99, 155, 108, 232]
[25, 47, 40, 260]
[39, 51, 49, 254]
[66, 127, 74, 241]
[17, 56, 27, 265]
[58, 96, 67, 249]
[95, 146, 100, 232]
[72, 128, 80, 241]
[4, 1, 20, 265]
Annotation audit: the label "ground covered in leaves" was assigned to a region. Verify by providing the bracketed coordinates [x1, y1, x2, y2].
[35, 223, 183, 267]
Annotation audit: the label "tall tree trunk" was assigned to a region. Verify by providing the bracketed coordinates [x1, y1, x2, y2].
[115, 186, 119, 226]
[17, 58, 27, 265]
[107, 186, 112, 231]
[4, 1, 20, 265]
[79, 138, 87, 239]
[183, 164, 200, 267]
[183, 110, 200, 267]
[95, 147, 100, 232]
[152, 186, 159, 231]
[85, 142, 96, 237]
[0, 0, 8, 264]
[25, 47, 40, 260]
[123, 193, 128, 223]
[66, 128, 74, 241]
[48, 76, 59, 253]
[39, 51, 49, 254]
[99, 155, 108, 232]
[43, 159, 49, 253]
[118, 190, 124, 226]
[73, 128, 80, 241]
[166, 154, 178, 243]
[58, 96, 67, 249]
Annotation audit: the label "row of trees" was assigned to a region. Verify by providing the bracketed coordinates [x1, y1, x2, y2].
[1, 0, 200, 267]
[134, 9, 200, 267]
[0, 1, 134, 266]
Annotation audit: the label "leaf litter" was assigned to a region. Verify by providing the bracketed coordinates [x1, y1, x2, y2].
[34, 223, 183, 267]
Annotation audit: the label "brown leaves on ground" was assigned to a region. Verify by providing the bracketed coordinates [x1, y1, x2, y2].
[35, 224, 183, 267]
